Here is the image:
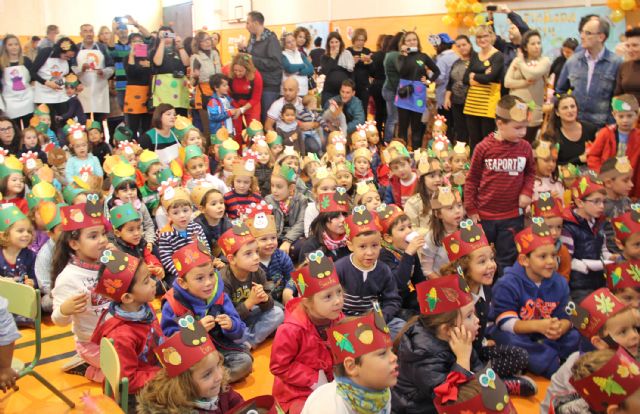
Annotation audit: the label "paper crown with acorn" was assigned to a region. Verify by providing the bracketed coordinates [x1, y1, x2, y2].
[0, 205, 28, 232]
[345, 205, 382, 240]
[570, 348, 640, 412]
[0, 155, 24, 178]
[531, 192, 564, 218]
[109, 202, 142, 230]
[172, 241, 213, 279]
[38, 201, 66, 231]
[606, 260, 640, 293]
[376, 203, 406, 234]
[117, 140, 138, 157]
[612, 204, 640, 243]
[430, 186, 461, 210]
[443, 220, 489, 262]
[294, 250, 341, 298]
[243, 119, 264, 139]
[414, 148, 442, 176]
[327, 306, 392, 363]
[565, 288, 627, 338]
[245, 200, 276, 238]
[218, 139, 240, 159]
[265, 130, 283, 147]
[572, 170, 604, 200]
[95, 249, 141, 301]
[415, 274, 472, 316]
[434, 367, 513, 414]
[271, 162, 297, 183]
[514, 217, 554, 256]
[60, 199, 103, 232]
[219, 220, 255, 257]
[452, 141, 470, 157]
[317, 188, 351, 214]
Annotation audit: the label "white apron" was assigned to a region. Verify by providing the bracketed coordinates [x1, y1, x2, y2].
[2, 64, 34, 119]
[33, 57, 69, 104]
[76, 45, 113, 114]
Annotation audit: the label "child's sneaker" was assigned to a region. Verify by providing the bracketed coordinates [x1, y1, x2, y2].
[64, 362, 89, 377]
[503, 375, 537, 397]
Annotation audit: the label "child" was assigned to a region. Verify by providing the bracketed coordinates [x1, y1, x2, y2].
[270, 249, 344, 414]
[182, 144, 210, 189]
[354, 181, 381, 212]
[324, 132, 347, 167]
[360, 121, 382, 173]
[0, 155, 28, 214]
[191, 185, 230, 265]
[20, 127, 48, 165]
[32, 105, 59, 147]
[86, 121, 111, 167]
[299, 94, 323, 155]
[51, 201, 110, 380]
[392, 275, 482, 414]
[561, 171, 613, 302]
[489, 219, 580, 378]
[301, 153, 321, 191]
[333, 162, 354, 197]
[139, 324, 244, 414]
[531, 192, 572, 280]
[352, 147, 374, 183]
[57, 74, 86, 125]
[207, 73, 236, 137]
[464, 96, 535, 277]
[90, 249, 161, 406]
[252, 136, 274, 197]
[301, 310, 397, 414]
[278, 146, 309, 200]
[336, 207, 404, 338]
[34, 202, 66, 313]
[403, 150, 443, 229]
[219, 220, 285, 349]
[245, 201, 296, 304]
[601, 156, 634, 255]
[266, 130, 285, 160]
[212, 139, 240, 195]
[532, 139, 564, 200]
[303, 167, 338, 236]
[450, 141, 470, 175]
[277, 103, 305, 156]
[223, 153, 263, 220]
[559, 162, 581, 207]
[321, 99, 347, 136]
[383, 141, 418, 209]
[607, 260, 640, 308]
[138, 150, 164, 216]
[612, 206, 640, 262]
[64, 125, 103, 184]
[161, 241, 251, 384]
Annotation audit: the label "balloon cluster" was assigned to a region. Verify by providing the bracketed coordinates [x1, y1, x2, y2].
[607, 0, 637, 22]
[442, 0, 487, 28]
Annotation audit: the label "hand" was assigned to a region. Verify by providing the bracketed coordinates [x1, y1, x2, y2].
[45, 80, 62, 90]
[96, 69, 104, 77]
[82, 63, 91, 72]
[443, 96, 452, 110]
[212, 258, 226, 269]
[420, 76, 430, 86]
[469, 214, 481, 224]
[0, 367, 18, 393]
[282, 288, 295, 304]
[469, 78, 480, 87]
[484, 66, 492, 75]
[215, 314, 233, 330]
[60, 293, 89, 316]
[353, 54, 361, 63]
[406, 235, 425, 256]
[175, 36, 183, 48]
[399, 45, 409, 56]
[23, 278, 34, 287]
[148, 264, 165, 279]
[484, 339, 496, 347]
[253, 283, 269, 303]
[290, 132, 298, 142]
[449, 326, 474, 369]
[279, 241, 292, 253]
[246, 285, 261, 308]
[542, 318, 564, 340]
[124, 15, 137, 26]
[518, 194, 532, 209]
[200, 315, 216, 331]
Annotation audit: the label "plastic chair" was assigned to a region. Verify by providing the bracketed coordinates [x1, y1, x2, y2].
[0, 277, 75, 408]
[100, 337, 129, 410]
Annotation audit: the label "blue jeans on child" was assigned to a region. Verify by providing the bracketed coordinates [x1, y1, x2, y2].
[220, 348, 253, 383]
[241, 306, 285, 347]
[303, 130, 323, 155]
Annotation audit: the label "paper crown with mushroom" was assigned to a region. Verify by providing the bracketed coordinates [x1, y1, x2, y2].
[172, 240, 213, 278]
[434, 367, 513, 414]
[606, 259, 640, 293]
[345, 205, 382, 240]
[272, 162, 297, 183]
[327, 306, 392, 363]
[116, 140, 139, 158]
[415, 274, 472, 316]
[565, 288, 627, 338]
[612, 204, 640, 243]
[19, 151, 41, 173]
[0, 205, 28, 232]
[572, 170, 604, 200]
[531, 192, 564, 218]
[443, 220, 489, 262]
[514, 217, 554, 256]
[60, 199, 104, 232]
[26, 180, 57, 210]
[430, 135, 451, 159]
[294, 249, 341, 298]
[153, 317, 216, 378]
[383, 141, 411, 164]
[317, 188, 351, 214]
[109, 202, 142, 230]
[375, 203, 405, 234]
[430, 186, 461, 210]
[219, 220, 255, 257]
[356, 120, 378, 138]
[218, 139, 240, 159]
[245, 200, 276, 238]
[570, 348, 640, 412]
[231, 150, 258, 177]
[66, 121, 86, 142]
[533, 140, 559, 160]
[328, 131, 347, 150]
[414, 148, 442, 176]
[95, 249, 142, 301]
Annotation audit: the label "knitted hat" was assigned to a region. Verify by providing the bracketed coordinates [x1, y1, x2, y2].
[531, 192, 564, 218]
[606, 260, 640, 293]
[327, 308, 392, 362]
[375, 203, 406, 234]
[245, 201, 276, 238]
[443, 220, 490, 262]
[345, 206, 382, 240]
[138, 150, 161, 174]
[612, 204, 640, 242]
[415, 274, 472, 315]
[109, 202, 142, 229]
[172, 241, 212, 278]
[154, 319, 216, 377]
[317, 188, 351, 213]
[219, 220, 255, 257]
[565, 288, 627, 338]
[0, 205, 28, 232]
[60, 200, 103, 231]
[572, 170, 604, 200]
[96, 249, 141, 301]
[294, 249, 341, 298]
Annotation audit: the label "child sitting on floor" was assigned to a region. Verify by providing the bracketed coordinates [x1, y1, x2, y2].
[601, 156, 634, 255]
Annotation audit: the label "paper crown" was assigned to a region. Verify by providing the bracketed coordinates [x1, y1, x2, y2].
[109, 202, 142, 229]
[113, 125, 134, 142]
[19, 151, 40, 172]
[514, 217, 554, 255]
[352, 147, 372, 163]
[227, 395, 282, 414]
[345, 206, 382, 240]
[251, 134, 268, 150]
[64, 73, 79, 87]
[62, 185, 86, 204]
[110, 162, 136, 189]
[160, 185, 191, 211]
[174, 115, 193, 138]
[272, 163, 297, 183]
[317, 188, 351, 213]
[295, 250, 341, 298]
[495, 100, 529, 122]
[210, 126, 229, 145]
[327, 307, 392, 362]
[280, 145, 300, 160]
[559, 163, 580, 181]
[96, 249, 141, 301]
[355, 181, 377, 197]
[66, 121, 86, 141]
[302, 152, 321, 169]
[137, 150, 161, 174]
[157, 167, 176, 185]
[415, 274, 472, 315]
[312, 166, 336, 184]
[572, 171, 604, 200]
[219, 220, 255, 257]
[375, 204, 405, 234]
[117, 141, 138, 157]
[154, 317, 216, 377]
[452, 141, 470, 157]
[434, 367, 512, 414]
[612, 94, 640, 113]
[430, 186, 461, 210]
[181, 144, 204, 165]
[531, 192, 564, 218]
[85, 120, 101, 131]
[231, 151, 257, 177]
[612, 204, 640, 242]
[414, 149, 442, 176]
[245, 201, 276, 238]
[431, 135, 451, 159]
[333, 161, 354, 176]
[60, 200, 103, 231]
[383, 141, 410, 164]
[0, 155, 24, 178]
[26, 181, 57, 210]
[533, 140, 559, 159]
[38, 201, 66, 231]
[190, 183, 218, 207]
[0, 205, 28, 232]
[328, 131, 347, 150]
[265, 130, 283, 147]
[565, 288, 627, 338]
[443, 220, 490, 262]
[600, 156, 633, 179]
[172, 241, 212, 278]
[244, 119, 264, 138]
[47, 147, 67, 167]
[34, 103, 50, 116]
[570, 348, 640, 411]
[606, 260, 640, 292]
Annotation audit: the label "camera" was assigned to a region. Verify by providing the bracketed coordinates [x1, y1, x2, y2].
[486, 5, 497, 11]
[115, 17, 128, 25]
[162, 32, 176, 39]
[407, 47, 418, 53]
[172, 70, 185, 78]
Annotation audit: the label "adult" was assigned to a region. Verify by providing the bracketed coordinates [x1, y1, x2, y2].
[24, 36, 40, 61]
[318, 32, 354, 106]
[433, 33, 458, 120]
[504, 30, 551, 142]
[191, 30, 223, 135]
[139, 104, 181, 164]
[151, 26, 190, 116]
[294, 26, 312, 56]
[97, 26, 113, 49]
[281, 32, 313, 96]
[557, 16, 622, 128]
[37, 25, 59, 51]
[241, 11, 283, 123]
[323, 79, 365, 136]
[124, 33, 153, 138]
[444, 35, 475, 143]
[0, 116, 21, 155]
[382, 32, 404, 141]
[31, 37, 78, 127]
[227, 53, 263, 144]
[396, 31, 440, 149]
[463, 25, 504, 150]
[297, 210, 350, 265]
[487, 4, 530, 80]
[265, 77, 302, 132]
[615, 27, 640, 103]
[72, 24, 115, 121]
[549, 37, 579, 88]
[308, 36, 324, 71]
[346, 28, 373, 115]
[370, 34, 392, 137]
[0, 35, 34, 127]
[542, 93, 598, 166]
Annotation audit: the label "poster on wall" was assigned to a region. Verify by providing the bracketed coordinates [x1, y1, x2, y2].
[297, 21, 330, 46]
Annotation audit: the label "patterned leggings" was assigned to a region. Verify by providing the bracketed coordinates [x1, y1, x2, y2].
[479, 344, 529, 377]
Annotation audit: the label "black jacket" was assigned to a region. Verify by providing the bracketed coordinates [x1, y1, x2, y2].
[473, 286, 492, 354]
[563, 209, 606, 294]
[379, 247, 424, 315]
[397, 52, 440, 82]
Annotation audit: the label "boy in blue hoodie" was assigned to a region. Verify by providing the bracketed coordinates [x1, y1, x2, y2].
[160, 241, 252, 383]
[489, 218, 580, 378]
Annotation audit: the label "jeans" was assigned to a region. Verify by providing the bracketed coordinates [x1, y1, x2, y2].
[382, 87, 398, 142]
[242, 305, 284, 347]
[261, 89, 280, 123]
[481, 215, 524, 278]
[303, 131, 323, 155]
[387, 317, 406, 340]
[116, 89, 126, 112]
[220, 348, 253, 383]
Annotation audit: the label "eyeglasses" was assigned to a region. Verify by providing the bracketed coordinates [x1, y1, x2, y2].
[581, 30, 601, 37]
[476, 34, 490, 40]
[0, 127, 13, 133]
[584, 198, 605, 205]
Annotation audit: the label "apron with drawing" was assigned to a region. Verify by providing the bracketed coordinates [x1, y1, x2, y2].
[76, 45, 113, 113]
[33, 57, 69, 104]
[2, 64, 34, 119]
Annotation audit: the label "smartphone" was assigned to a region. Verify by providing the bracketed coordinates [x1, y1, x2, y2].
[134, 43, 148, 58]
[163, 32, 176, 39]
[408, 46, 418, 53]
[487, 5, 497, 11]
[115, 17, 128, 25]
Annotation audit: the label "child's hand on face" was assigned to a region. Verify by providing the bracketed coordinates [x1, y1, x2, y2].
[148, 264, 165, 279]
[60, 293, 89, 316]
[405, 234, 425, 256]
[449, 326, 473, 369]
[200, 315, 216, 331]
[215, 314, 233, 330]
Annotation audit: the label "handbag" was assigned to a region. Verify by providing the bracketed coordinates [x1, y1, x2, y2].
[308, 75, 317, 91]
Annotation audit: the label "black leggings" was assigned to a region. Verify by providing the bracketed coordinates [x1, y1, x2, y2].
[126, 113, 151, 140]
[479, 343, 529, 377]
[398, 108, 425, 149]
[450, 103, 469, 144]
[466, 115, 495, 150]
[370, 81, 386, 138]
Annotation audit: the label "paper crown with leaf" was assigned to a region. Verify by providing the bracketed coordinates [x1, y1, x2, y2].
[434, 367, 513, 414]
[415, 274, 472, 315]
[570, 348, 640, 412]
[245, 200, 276, 238]
[172, 241, 212, 278]
[317, 188, 351, 214]
[431, 186, 461, 210]
[218, 139, 240, 159]
[0, 155, 24, 178]
[271, 163, 297, 183]
[154, 317, 216, 378]
[26, 181, 57, 210]
[572, 170, 604, 200]
[612, 94, 639, 113]
[443, 220, 489, 262]
[232, 150, 258, 177]
[60, 199, 103, 231]
[137, 150, 161, 174]
[210, 126, 230, 145]
[327, 307, 392, 362]
[531, 192, 564, 218]
[0, 205, 28, 232]
[96, 249, 141, 301]
[109, 202, 142, 229]
[606, 260, 640, 293]
[345, 206, 382, 240]
[383, 141, 410, 164]
[352, 147, 372, 163]
[558, 163, 580, 181]
[302, 152, 321, 169]
[159, 185, 191, 211]
[355, 181, 377, 197]
[38, 201, 66, 231]
[414, 148, 442, 176]
[375, 203, 405, 234]
[157, 167, 177, 186]
[219, 220, 255, 257]
[612, 205, 640, 243]
[533, 140, 559, 159]
[265, 130, 283, 147]
[295, 250, 341, 298]
[333, 161, 354, 176]
[565, 288, 626, 338]
[514, 217, 554, 255]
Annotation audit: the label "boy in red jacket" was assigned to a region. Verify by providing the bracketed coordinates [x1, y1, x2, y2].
[464, 95, 535, 277]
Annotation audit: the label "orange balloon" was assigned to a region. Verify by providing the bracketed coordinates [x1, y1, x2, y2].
[608, 0, 621, 9]
[620, 0, 635, 11]
[463, 15, 475, 27]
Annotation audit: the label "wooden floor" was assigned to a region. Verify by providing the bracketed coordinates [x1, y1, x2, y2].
[0, 309, 547, 413]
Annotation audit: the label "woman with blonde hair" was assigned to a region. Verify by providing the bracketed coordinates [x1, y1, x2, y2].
[227, 52, 263, 143]
[0, 34, 34, 126]
[191, 31, 222, 135]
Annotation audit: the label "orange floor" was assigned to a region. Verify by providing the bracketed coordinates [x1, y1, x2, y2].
[0, 313, 547, 414]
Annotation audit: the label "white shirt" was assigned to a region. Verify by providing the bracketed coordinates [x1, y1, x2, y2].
[585, 47, 604, 92]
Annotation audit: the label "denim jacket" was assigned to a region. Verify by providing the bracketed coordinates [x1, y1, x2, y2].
[556, 47, 622, 127]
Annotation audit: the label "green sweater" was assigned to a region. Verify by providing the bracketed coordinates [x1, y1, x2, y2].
[383, 51, 401, 92]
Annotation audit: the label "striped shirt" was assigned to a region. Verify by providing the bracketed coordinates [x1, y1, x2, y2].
[223, 190, 263, 220]
[157, 221, 209, 283]
[109, 42, 131, 91]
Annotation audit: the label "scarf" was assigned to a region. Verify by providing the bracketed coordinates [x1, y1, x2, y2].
[336, 376, 390, 414]
[192, 396, 219, 411]
[111, 302, 156, 324]
[381, 240, 403, 262]
[321, 231, 347, 251]
[279, 199, 290, 215]
[70, 255, 101, 271]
